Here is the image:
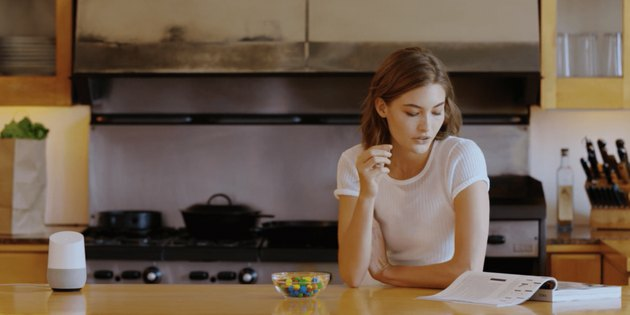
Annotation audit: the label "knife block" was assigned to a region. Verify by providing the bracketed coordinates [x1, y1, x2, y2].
[587, 175, 630, 229]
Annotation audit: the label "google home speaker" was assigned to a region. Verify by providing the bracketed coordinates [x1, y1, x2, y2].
[47, 231, 86, 291]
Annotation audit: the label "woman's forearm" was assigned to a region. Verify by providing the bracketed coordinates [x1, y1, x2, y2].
[377, 259, 477, 289]
[374, 181, 490, 288]
[338, 194, 377, 287]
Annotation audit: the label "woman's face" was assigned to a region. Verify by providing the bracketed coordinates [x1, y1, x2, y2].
[376, 84, 446, 155]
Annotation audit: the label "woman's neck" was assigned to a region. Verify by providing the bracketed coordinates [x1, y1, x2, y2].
[388, 143, 433, 180]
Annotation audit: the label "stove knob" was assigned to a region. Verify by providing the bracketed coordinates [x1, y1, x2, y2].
[121, 270, 142, 280]
[189, 271, 209, 281]
[93, 270, 114, 280]
[143, 266, 162, 284]
[238, 267, 258, 284]
[217, 271, 237, 281]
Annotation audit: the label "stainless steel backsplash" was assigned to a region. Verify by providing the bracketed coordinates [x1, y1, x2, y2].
[88, 76, 529, 227]
[89, 124, 527, 227]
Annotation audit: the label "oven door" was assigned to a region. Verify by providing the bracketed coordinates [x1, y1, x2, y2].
[484, 220, 542, 275]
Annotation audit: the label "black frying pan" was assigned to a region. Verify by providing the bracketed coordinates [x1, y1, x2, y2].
[257, 220, 338, 248]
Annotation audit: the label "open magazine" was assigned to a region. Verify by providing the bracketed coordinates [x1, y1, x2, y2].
[531, 281, 622, 302]
[417, 271, 621, 307]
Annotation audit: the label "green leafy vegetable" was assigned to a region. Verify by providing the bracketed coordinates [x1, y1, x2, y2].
[0, 117, 49, 140]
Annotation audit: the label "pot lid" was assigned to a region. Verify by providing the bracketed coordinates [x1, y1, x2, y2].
[183, 193, 257, 214]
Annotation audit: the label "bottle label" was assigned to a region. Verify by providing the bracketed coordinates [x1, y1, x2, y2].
[558, 185, 573, 222]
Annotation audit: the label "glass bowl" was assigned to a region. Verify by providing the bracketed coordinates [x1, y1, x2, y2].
[272, 272, 331, 298]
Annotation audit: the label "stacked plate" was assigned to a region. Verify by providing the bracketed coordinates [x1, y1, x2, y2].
[0, 36, 55, 75]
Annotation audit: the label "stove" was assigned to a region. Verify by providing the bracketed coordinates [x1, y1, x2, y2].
[484, 175, 547, 276]
[82, 227, 340, 285]
[83, 175, 545, 285]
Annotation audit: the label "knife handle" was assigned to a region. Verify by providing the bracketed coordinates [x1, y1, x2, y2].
[597, 139, 608, 160]
[616, 139, 630, 181]
[586, 139, 600, 178]
[617, 139, 628, 162]
[611, 184, 626, 207]
[603, 162, 613, 185]
[617, 162, 630, 183]
[598, 138, 623, 179]
[580, 158, 593, 182]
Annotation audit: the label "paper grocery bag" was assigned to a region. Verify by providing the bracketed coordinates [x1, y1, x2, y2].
[0, 139, 46, 234]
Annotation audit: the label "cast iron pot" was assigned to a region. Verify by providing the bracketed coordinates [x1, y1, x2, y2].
[181, 193, 273, 240]
[257, 220, 338, 248]
[97, 210, 162, 236]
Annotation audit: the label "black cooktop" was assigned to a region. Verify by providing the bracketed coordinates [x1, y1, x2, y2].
[82, 227, 262, 261]
[82, 227, 338, 262]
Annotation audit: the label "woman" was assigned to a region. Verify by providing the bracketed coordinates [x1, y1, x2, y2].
[335, 47, 490, 288]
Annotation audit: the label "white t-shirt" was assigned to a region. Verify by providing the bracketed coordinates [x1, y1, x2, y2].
[334, 136, 489, 266]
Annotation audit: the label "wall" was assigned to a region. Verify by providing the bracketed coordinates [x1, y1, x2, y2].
[529, 106, 630, 226]
[0, 106, 90, 226]
[88, 123, 527, 228]
[86, 74, 530, 228]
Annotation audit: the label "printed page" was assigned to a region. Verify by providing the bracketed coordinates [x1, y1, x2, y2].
[417, 271, 557, 307]
[551, 298, 622, 313]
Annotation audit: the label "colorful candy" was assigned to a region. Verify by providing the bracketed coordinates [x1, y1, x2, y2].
[272, 272, 329, 298]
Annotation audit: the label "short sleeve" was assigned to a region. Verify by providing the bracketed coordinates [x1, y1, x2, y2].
[334, 148, 360, 199]
[448, 140, 490, 198]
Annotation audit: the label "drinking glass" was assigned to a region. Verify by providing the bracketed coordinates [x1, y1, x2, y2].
[569, 33, 598, 77]
[556, 33, 570, 77]
[598, 32, 622, 77]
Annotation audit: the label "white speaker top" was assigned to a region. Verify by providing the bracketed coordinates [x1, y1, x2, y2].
[48, 231, 86, 269]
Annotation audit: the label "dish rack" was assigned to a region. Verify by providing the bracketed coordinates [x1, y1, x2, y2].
[588, 164, 630, 229]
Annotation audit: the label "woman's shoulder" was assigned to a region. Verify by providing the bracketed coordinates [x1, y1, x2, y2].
[436, 136, 481, 151]
[434, 136, 485, 163]
[340, 143, 364, 160]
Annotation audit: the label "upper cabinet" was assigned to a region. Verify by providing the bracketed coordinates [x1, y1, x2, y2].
[0, 0, 72, 106]
[541, 0, 630, 109]
[73, 0, 538, 74]
[74, 0, 306, 73]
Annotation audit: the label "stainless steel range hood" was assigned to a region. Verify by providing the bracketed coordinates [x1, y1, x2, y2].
[73, 0, 539, 74]
[74, 0, 540, 125]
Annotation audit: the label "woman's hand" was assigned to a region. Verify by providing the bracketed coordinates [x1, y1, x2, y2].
[355, 144, 392, 196]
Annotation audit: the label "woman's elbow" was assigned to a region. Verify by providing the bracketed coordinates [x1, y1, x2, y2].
[449, 258, 483, 279]
[339, 269, 364, 288]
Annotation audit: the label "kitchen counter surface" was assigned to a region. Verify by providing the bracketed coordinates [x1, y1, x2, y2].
[0, 226, 86, 245]
[0, 284, 628, 315]
[545, 225, 630, 244]
[546, 225, 630, 276]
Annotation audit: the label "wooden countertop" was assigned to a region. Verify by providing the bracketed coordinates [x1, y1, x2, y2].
[0, 284, 628, 314]
[0, 226, 86, 245]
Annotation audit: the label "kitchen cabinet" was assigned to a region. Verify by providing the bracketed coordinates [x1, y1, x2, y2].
[540, 0, 630, 109]
[0, 244, 48, 284]
[547, 243, 628, 285]
[549, 252, 602, 283]
[309, 0, 537, 43]
[0, 0, 72, 106]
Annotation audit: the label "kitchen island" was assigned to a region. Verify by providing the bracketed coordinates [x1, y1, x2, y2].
[0, 284, 627, 314]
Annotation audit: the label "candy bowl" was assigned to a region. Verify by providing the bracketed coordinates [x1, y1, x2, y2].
[272, 272, 331, 298]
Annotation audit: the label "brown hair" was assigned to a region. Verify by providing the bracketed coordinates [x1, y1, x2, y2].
[360, 47, 462, 148]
